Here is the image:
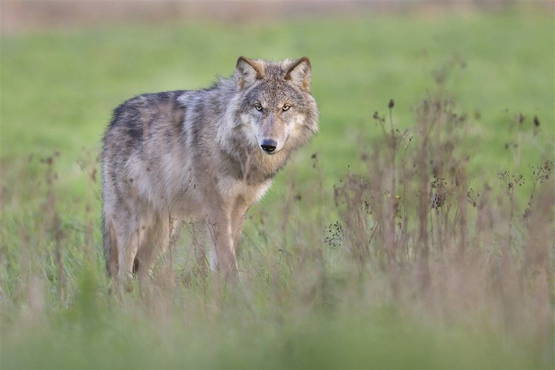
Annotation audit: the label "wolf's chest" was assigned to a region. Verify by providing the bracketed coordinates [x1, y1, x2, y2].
[217, 176, 272, 205]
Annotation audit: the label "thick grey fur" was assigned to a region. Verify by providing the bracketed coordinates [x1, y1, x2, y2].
[102, 57, 318, 281]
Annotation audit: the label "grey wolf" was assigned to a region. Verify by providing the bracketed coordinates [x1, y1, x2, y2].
[101, 57, 318, 282]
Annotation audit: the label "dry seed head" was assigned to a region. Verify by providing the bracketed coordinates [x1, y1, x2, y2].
[517, 113, 525, 125]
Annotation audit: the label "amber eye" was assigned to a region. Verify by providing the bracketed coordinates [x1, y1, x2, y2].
[254, 103, 263, 111]
[282, 104, 291, 112]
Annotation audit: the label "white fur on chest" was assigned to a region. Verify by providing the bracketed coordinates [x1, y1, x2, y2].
[217, 176, 272, 204]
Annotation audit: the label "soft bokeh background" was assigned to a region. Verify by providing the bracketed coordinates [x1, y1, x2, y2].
[1, 1, 554, 369]
[2, 1, 553, 194]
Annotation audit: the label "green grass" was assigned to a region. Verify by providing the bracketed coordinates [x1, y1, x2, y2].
[1, 8, 554, 370]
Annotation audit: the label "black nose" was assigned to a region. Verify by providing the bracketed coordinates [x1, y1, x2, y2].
[260, 139, 277, 153]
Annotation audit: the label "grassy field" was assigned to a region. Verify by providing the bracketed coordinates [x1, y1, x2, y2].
[1, 8, 554, 369]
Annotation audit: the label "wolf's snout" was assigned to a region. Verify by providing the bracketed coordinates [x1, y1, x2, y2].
[260, 139, 277, 153]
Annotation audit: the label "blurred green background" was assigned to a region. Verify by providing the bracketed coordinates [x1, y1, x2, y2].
[2, 2, 553, 204]
[1, 1, 554, 369]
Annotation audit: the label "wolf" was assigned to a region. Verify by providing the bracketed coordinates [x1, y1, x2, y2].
[102, 57, 318, 282]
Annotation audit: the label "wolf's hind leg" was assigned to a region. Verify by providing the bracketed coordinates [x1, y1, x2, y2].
[135, 213, 173, 280]
[111, 213, 148, 285]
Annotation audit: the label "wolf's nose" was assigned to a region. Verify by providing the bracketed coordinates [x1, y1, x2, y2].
[260, 139, 277, 153]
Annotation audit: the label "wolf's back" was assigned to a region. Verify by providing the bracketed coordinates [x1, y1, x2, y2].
[101, 90, 188, 275]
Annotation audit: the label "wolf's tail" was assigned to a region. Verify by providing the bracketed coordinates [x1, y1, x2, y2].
[102, 216, 118, 278]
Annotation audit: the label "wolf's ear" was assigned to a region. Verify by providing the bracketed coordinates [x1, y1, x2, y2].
[235, 56, 264, 89]
[285, 57, 311, 91]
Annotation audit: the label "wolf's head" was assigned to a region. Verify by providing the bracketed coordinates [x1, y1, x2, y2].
[233, 57, 318, 155]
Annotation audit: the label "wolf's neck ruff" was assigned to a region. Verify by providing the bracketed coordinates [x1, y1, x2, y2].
[217, 141, 290, 185]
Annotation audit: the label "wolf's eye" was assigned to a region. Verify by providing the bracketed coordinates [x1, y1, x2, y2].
[282, 104, 291, 112]
[254, 103, 263, 112]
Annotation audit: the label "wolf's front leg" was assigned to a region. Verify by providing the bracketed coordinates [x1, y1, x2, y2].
[207, 211, 238, 275]
[231, 200, 249, 250]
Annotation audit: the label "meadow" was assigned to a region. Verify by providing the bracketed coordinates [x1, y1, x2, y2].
[1, 8, 554, 369]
